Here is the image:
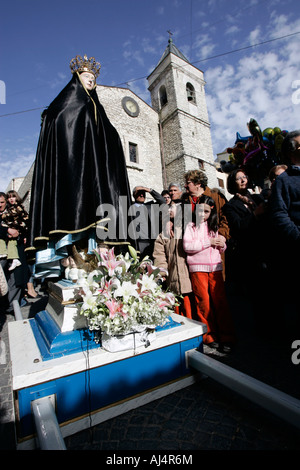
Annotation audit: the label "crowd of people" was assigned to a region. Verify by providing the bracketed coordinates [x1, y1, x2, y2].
[2, 55, 298, 356]
[1, 130, 299, 351]
[152, 130, 300, 351]
[0, 190, 38, 322]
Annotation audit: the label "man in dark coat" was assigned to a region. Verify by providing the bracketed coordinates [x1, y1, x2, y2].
[131, 186, 166, 259]
[269, 130, 300, 248]
[268, 130, 300, 332]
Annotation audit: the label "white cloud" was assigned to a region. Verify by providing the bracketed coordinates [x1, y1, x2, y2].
[205, 14, 300, 156]
[194, 33, 216, 60]
[225, 25, 241, 35]
[248, 26, 261, 44]
[49, 72, 68, 90]
[141, 38, 156, 55]
[0, 151, 35, 191]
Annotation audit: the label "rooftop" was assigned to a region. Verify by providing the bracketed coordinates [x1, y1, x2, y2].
[156, 38, 190, 66]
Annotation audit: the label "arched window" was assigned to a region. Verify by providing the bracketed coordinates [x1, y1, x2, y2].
[159, 85, 168, 107]
[129, 142, 138, 163]
[186, 82, 196, 104]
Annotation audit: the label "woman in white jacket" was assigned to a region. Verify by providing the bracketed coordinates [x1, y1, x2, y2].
[183, 195, 235, 352]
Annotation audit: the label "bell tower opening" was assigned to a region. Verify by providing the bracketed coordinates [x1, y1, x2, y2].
[186, 82, 196, 104]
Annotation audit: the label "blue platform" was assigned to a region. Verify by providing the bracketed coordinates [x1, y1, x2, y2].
[29, 309, 181, 361]
[29, 310, 99, 360]
[8, 311, 206, 448]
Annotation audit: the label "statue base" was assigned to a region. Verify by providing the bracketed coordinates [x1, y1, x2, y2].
[28, 280, 97, 361]
[8, 308, 206, 448]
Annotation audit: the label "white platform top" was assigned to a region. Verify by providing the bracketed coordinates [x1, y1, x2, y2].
[8, 313, 206, 390]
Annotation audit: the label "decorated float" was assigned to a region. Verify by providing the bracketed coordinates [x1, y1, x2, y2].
[8, 246, 206, 449]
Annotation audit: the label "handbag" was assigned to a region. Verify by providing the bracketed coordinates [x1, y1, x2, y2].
[0, 263, 8, 296]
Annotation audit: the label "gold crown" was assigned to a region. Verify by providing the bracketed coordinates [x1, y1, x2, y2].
[69, 54, 101, 78]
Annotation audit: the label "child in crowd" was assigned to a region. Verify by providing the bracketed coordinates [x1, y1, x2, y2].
[0, 191, 29, 271]
[153, 203, 195, 319]
[183, 195, 235, 352]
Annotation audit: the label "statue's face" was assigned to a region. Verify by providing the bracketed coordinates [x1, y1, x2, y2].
[80, 72, 95, 90]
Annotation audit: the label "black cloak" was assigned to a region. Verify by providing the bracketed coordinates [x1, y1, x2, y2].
[27, 73, 133, 256]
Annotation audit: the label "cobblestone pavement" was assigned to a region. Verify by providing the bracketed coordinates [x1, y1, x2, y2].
[1, 284, 300, 452]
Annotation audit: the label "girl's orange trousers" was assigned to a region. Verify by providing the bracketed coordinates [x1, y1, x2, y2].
[189, 271, 235, 345]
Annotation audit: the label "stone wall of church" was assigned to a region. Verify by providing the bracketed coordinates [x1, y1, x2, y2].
[148, 54, 218, 191]
[173, 62, 210, 126]
[160, 111, 218, 188]
[96, 86, 164, 200]
[177, 112, 214, 166]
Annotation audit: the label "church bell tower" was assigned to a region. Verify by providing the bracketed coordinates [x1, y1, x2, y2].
[147, 38, 217, 188]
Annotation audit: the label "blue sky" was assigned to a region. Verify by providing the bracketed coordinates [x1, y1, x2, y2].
[0, 0, 300, 190]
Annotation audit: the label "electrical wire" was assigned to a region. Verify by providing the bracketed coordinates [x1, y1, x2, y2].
[0, 106, 45, 118]
[114, 30, 300, 86]
[0, 30, 299, 119]
[193, 31, 300, 65]
[81, 325, 94, 444]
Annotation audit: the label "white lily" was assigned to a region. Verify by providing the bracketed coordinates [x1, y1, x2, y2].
[138, 273, 157, 293]
[80, 270, 100, 292]
[113, 280, 139, 302]
[118, 252, 132, 272]
[82, 290, 98, 312]
[79, 246, 177, 336]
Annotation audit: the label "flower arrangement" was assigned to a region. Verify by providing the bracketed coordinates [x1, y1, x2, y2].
[79, 246, 177, 338]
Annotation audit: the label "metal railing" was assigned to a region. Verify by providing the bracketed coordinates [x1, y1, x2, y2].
[12, 291, 299, 448]
[12, 301, 66, 449]
[31, 396, 66, 450]
[12, 300, 23, 321]
[187, 349, 300, 430]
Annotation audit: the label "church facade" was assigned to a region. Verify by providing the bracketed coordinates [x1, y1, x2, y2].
[95, 38, 218, 198]
[14, 40, 220, 207]
[148, 38, 217, 190]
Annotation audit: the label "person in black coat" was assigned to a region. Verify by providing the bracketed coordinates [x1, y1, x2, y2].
[131, 186, 166, 260]
[268, 130, 300, 331]
[268, 131, 300, 254]
[222, 169, 266, 284]
[222, 169, 272, 332]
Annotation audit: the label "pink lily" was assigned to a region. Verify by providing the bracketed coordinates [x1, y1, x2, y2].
[98, 257, 123, 277]
[157, 300, 170, 313]
[105, 299, 127, 320]
[98, 278, 114, 298]
[97, 247, 124, 276]
[164, 292, 176, 305]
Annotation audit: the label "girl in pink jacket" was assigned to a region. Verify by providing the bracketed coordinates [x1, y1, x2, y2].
[183, 195, 235, 353]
